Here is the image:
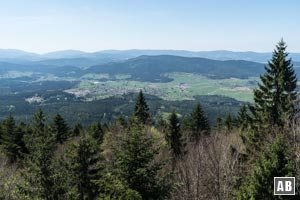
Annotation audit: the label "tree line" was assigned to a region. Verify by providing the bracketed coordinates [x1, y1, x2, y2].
[0, 39, 299, 199]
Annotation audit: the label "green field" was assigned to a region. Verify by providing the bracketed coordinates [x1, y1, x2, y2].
[66, 73, 258, 102]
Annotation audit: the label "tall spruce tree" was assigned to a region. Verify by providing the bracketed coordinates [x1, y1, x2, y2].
[89, 122, 104, 144]
[0, 115, 27, 163]
[24, 109, 50, 154]
[189, 103, 210, 140]
[114, 120, 172, 199]
[68, 136, 103, 200]
[134, 90, 150, 124]
[252, 39, 297, 128]
[21, 127, 57, 199]
[51, 113, 69, 144]
[166, 110, 184, 158]
[19, 109, 61, 199]
[33, 109, 47, 137]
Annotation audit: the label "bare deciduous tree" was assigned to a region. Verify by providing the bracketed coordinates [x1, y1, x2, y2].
[172, 130, 244, 200]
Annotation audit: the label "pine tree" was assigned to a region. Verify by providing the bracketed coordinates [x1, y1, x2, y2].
[50, 155, 76, 199]
[68, 136, 102, 200]
[33, 108, 47, 137]
[189, 103, 210, 140]
[134, 90, 151, 124]
[0, 115, 27, 163]
[89, 122, 104, 144]
[237, 105, 251, 130]
[73, 123, 83, 136]
[21, 128, 57, 199]
[24, 109, 49, 154]
[166, 110, 184, 158]
[236, 135, 294, 199]
[252, 39, 297, 128]
[114, 120, 172, 199]
[20, 109, 59, 199]
[51, 113, 69, 144]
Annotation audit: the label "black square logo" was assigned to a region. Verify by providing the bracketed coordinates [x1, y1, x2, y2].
[274, 177, 295, 195]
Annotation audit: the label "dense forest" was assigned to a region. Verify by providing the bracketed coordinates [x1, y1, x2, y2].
[1, 40, 300, 199]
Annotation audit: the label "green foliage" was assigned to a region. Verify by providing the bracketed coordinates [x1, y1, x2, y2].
[97, 174, 142, 200]
[21, 129, 57, 199]
[87, 55, 264, 81]
[0, 90, 242, 127]
[67, 136, 103, 200]
[133, 90, 151, 124]
[251, 39, 297, 128]
[236, 135, 294, 199]
[33, 108, 47, 137]
[237, 105, 251, 131]
[241, 40, 298, 157]
[88, 122, 104, 144]
[50, 156, 77, 200]
[0, 115, 27, 163]
[166, 110, 184, 158]
[189, 103, 210, 141]
[51, 113, 70, 144]
[73, 123, 83, 136]
[113, 120, 172, 199]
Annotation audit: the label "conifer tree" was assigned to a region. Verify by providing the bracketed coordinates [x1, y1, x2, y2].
[68, 136, 102, 200]
[33, 108, 47, 137]
[114, 120, 172, 199]
[252, 39, 297, 128]
[51, 113, 69, 144]
[73, 123, 83, 136]
[189, 103, 210, 140]
[237, 105, 251, 130]
[24, 109, 50, 154]
[89, 122, 104, 144]
[21, 128, 57, 199]
[20, 109, 59, 199]
[134, 90, 150, 124]
[0, 115, 27, 162]
[237, 135, 294, 199]
[166, 110, 184, 158]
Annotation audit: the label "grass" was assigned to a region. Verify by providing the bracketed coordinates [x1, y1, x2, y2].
[67, 72, 258, 102]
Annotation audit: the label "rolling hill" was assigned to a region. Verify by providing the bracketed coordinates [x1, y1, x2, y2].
[0, 49, 300, 64]
[86, 55, 265, 82]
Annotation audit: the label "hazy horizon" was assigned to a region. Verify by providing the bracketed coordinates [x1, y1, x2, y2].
[2, 48, 300, 55]
[0, 0, 300, 53]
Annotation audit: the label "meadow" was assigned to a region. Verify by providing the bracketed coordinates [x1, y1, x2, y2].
[67, 72, 258, 102]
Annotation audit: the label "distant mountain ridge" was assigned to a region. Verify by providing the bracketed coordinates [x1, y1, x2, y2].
[0, 54, 265, 81]
[86, 55, 265, 81]
[0, 49, 300, 63]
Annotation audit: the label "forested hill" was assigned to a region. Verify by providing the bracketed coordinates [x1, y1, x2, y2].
[86, 55, 265, 82]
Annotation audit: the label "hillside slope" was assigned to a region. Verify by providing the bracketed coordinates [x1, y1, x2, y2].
[86, 55, 265, 82]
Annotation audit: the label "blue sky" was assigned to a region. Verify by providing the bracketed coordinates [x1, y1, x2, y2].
[0, 0, 299, 53]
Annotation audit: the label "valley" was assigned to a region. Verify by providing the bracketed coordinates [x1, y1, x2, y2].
[0, 50, 298, 125]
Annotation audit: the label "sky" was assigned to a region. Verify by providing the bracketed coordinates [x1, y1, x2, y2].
[0, 0, 299, 53]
